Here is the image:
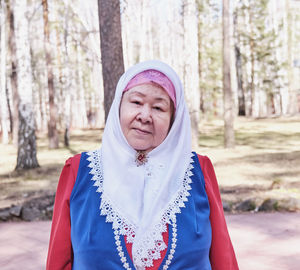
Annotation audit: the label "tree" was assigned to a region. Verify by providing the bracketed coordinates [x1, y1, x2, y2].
[233, 5, 245, 116]
[182, 0, 200, 148]
[42, 0, 59, 148]
[223, 0, 235, 148]
[14, 0, 39, 169]
[98, 0, 124, 121]
[6, 0, 18, 145]
[0, 0, 9, 144]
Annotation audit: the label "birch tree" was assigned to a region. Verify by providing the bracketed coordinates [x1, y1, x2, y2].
[42, 0, 59, 148]
[223, 0, 235, 148]
[6, 0, 19, 145]
[233, 5, 245, 116]
[0, 0, 9, 143]
[14, 0, 39, 169]
[182, 0, 200, 148]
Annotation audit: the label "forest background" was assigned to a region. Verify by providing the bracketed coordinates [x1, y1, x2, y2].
[0, 0, 300, 219]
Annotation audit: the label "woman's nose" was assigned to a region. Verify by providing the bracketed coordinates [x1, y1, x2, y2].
[137, 105, 151, 123]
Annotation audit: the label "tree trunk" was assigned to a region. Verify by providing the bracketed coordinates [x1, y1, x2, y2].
[285, 0, 297, 115]
[1, 0, 9, 143]
[14, 0, 39, 170]
[6, 0, 19, 145]
[98, 0, 124, 122]
[196, 0, 204, 114]
[42, 0, 59, 148]
[6, 86, 13, 137]
[223, 0, 235, 148]
[182, 0, 200, 149]
[233, 8, 245, 116]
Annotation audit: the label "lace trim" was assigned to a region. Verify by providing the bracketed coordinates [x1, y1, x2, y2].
[87, 150, 194, 269]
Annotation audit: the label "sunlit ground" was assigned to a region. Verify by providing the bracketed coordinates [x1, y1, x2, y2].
[197, 116, 300, 205]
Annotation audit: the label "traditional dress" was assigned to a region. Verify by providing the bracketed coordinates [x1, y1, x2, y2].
[47, 60, 238, 270]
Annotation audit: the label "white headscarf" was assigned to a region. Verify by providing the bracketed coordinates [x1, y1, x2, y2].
[99, 60, 192, 269]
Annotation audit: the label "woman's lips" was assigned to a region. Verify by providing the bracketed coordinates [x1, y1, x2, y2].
[133, 128, 151, 135]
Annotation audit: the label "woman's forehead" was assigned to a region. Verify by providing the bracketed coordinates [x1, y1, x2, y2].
[126, 84, 171, 101]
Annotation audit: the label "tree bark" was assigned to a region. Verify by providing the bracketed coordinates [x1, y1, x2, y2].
[6, 0, 19, 145]
[14, 0, 39, 169]
[1, 0, 9, 143]
[182, 0, 200, 148]
[285, 0, 297, 114]
[223, 0, 235, 148]
[233, 8, 245, 116]
[98, 0, 124, 122]
[42, 0, 59, 148]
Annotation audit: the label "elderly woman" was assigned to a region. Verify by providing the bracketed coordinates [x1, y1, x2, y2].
[47, 60, 238, 270]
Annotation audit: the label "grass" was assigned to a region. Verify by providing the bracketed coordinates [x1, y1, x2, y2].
[0, 128, 102, 208]
[197, 116, 300, 204]
[0, 116, 299, 208]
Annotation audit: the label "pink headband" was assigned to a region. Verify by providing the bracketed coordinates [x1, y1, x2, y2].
[123, 70, 176, 108]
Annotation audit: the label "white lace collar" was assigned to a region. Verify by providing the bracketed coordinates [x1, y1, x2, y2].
[87, 149, 194, 269]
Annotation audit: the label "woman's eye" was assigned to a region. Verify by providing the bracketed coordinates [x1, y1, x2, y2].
[153, 106, 162, 111]
[132, 100, 141, 105]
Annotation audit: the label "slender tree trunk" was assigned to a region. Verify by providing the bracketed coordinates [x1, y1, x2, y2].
[75, 32, 87, 128]
[14, 0, 39, 170]
[249, 8, 256, 117]
[196, 0, 204, 113]
[182, 0, 200, 148]
[6, 0, 18, 145]
[62, 5, 71, 146]
[42, 0, 59, 148]
[223, 0, 235, 148]
[1, 0, 9, 143]
[233, 9, 245, 116]
[98, 0, 124, 121]
[286, 0, 297, 114]
[6, 86, 13, 136]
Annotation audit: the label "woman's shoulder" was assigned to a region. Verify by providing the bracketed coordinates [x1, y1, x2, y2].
[193, 153, 214, 170]
[64, 153, 82, 169]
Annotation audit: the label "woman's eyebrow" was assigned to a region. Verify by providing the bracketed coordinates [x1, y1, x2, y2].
[128, 90, 146, 97]
[154, 97, 169, 104]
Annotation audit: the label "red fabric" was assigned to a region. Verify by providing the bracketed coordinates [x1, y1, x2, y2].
[125, 225, 169, 270]
[46, 154, 81, 270]
[197, 154, 239, 270]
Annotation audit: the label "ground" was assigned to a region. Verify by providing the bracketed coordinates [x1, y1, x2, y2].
[0, 116, 299, 214]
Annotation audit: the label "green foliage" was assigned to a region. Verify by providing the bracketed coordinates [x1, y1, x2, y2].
[236, 0, 287, 114]
[197, 0, 222, 115]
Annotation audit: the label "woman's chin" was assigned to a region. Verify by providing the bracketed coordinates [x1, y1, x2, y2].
[132, 145, 153, 153]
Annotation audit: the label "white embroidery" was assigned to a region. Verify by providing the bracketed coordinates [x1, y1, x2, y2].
[114, 230, 132, 270]
[87, 150, 194, 269]
[162, 222, 177, 270]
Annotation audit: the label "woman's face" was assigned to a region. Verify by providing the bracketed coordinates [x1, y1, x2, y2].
[120, 84, 173, 153]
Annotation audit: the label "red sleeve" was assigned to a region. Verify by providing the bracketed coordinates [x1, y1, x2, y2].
[46, 154, 81, 270]
[197, 154, 239, 270]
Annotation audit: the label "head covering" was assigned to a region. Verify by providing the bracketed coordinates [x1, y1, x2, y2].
[123, 69, 176, 108]
[96, 60, 192, 269]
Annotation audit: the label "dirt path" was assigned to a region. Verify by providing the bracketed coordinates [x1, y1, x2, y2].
[0, 212, 299, 270]
[226, 212, 300, 270]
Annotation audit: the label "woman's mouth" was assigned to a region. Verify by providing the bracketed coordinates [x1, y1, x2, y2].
[133, 128, 151, 135]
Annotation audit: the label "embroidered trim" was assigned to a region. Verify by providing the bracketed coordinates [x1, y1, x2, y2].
[87, 150, 194, 269]
[114, 230, 132, 270]
[162, 222, 177, 270]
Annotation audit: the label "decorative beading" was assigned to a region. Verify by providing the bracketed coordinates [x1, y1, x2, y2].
[162, 222, 177, 270]
[87, 150, 194, 269]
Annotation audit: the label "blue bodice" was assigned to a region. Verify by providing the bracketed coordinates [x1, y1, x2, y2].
[70, 152, 212, 270]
